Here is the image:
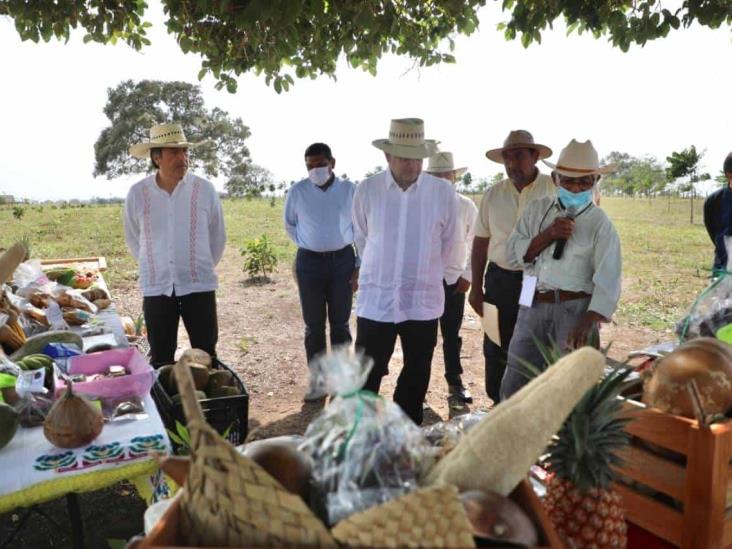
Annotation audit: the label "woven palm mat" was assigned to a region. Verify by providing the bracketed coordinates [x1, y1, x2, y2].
[331, 485, 475, 547]
[173, 361, 335, 547]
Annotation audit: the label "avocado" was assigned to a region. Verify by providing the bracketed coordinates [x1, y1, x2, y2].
[206, 370, 235, 394]
[208, 386, 241, 399]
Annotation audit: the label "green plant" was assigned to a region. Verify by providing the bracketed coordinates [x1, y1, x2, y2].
[133, 314, 145, 336]
[167, 420, 232, 455]
[11, 206, 25, 220]
[240, 235, 278, 279]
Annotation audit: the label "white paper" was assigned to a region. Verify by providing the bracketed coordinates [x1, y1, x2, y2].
[519, 274, 538, 307]
[481, 303, 501, 346]
[16, 368, 47, 398]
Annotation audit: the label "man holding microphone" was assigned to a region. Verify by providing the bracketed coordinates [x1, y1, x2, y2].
[500, 139, 622, 400]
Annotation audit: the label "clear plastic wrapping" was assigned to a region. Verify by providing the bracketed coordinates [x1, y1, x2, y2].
[299, 349, 436, 525]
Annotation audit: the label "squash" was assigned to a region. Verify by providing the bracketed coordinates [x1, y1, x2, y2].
[643, 337, 732, 418]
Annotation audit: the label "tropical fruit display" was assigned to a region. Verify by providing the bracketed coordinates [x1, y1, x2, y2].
[543, 367, 633, 548]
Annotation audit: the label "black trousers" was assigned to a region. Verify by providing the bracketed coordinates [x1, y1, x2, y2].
[482, 264, 523, 404]
[142, 290, 218, 367]
[439, 280, 465, 384]
[295, 246, 355, 363]
[356, 317, 438, 425]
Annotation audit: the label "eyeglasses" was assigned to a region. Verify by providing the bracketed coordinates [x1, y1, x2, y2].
[554, 174, 596, 188]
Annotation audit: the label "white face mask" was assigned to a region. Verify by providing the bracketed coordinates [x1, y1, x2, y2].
[308, 166, 331, 186]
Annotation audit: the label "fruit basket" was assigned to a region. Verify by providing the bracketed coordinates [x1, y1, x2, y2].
[151, 359, 248, 451]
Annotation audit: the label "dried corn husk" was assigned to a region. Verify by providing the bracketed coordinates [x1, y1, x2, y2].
[0, 242, 28, 284]
[172, 358, 335, 547]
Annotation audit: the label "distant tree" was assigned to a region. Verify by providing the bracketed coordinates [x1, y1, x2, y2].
[364, 165, 385, 179]
[666, 145, 704, 223]
[715, 171, 730, 187]
[93, 80, 251, 184]
[628, 157, 666, 197]
[460, 172, 473, 193]
[600, 152, 635, 196]
[339, 173, 350, 181]
[226, 163, 274, 199]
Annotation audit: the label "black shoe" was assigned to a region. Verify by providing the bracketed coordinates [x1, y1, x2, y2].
[448, 382, 473, 403]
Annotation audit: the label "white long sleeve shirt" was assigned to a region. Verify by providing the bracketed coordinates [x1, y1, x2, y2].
[444, 193, 478, 285]
[353, 170, 460, 323]
[124, 173, 226, 297]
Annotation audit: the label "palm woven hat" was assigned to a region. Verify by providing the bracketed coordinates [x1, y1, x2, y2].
[129, 122, 204, 160]
[485, 129, 552, 164]
[426, 151, 467, 178]
[543, 139, 615, 177]
[372, 118, 439, 159]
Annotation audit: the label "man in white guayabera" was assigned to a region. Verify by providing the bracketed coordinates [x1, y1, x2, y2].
[124, 122, 226, 367]
[353, 118, 460, 425]
[284, 143, 358, 402]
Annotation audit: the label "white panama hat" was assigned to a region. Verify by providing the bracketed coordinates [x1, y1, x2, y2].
[426, 151, 467, 178]
[129, 122, 204, 160]
[372, 118, 439, 160]
[543, 139, 614, 177]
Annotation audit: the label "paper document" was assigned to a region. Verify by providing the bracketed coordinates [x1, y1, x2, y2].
[519, 274, 538, 307]
[481, 303, 501, 346]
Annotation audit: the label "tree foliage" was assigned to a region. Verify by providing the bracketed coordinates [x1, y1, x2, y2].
[666, 145, 703, 191]
[94, 80, 251, 182]
[3, 1, 730, 92]
[225, 163, 274, 199]
[601, 152, 666, 196]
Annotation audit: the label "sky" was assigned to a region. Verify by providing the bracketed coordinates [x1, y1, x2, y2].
[0, 2, 730, 200]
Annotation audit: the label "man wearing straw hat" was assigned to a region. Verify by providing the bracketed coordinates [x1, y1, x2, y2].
[353, 118, 460, 424]
[500, 139, 621, 399]
[468, 130, 555, 404]
[426, 151, 478, 403]
[284, 142, 358, 402]
[124, 122, 226, 367]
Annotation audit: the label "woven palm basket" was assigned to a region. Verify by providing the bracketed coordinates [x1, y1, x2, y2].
[331, 485, 475, 548]
[172, 362, 335, 547]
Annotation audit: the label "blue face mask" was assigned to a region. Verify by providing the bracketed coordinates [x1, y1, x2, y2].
[557, 186, 593, 210]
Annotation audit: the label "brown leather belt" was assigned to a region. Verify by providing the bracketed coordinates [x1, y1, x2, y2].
[534, 290, 591, 304]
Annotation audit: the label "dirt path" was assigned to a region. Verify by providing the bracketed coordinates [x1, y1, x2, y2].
[114, 246, 668, 438]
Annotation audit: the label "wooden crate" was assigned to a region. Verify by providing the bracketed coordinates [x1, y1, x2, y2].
[615, 398, 732, 549]
[129, 479, 563, 548]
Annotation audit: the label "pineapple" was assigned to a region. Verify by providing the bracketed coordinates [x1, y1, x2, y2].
[543, 366, 633, 548]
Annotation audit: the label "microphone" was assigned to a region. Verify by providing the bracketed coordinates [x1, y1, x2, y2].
[552, 206, 577, 260]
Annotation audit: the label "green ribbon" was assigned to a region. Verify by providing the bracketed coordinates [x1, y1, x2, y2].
[336, 389, 380, 460]
[678, 268, 732, 343]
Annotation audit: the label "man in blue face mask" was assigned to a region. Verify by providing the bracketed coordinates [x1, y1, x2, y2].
[284, 142, 358, 401]
[499, 139, 622, 399]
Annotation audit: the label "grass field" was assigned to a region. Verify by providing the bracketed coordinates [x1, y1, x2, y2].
[0, 194, 715, 334]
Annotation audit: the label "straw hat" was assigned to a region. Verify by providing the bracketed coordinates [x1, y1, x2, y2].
[426, 151, 467, 178]
[372, 118, 439, 159]
[543, 139, 614, 177]
[129, 123, 204, 160]
[485, 130, 552, 164]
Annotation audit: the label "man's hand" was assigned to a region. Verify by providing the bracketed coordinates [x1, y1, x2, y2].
[468, 287, 484, 316]
[546, 217, 575, 241]
[349, 268, 359, 293]
[456, 277, 471, 294]
[566, 311, 606, 350]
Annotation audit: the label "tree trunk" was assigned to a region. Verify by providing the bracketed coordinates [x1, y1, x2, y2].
[667, 192, 671, 213]
[690, 188, 694, 224]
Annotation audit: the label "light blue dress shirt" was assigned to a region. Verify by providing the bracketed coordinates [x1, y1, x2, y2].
[284, 177, 356, 252]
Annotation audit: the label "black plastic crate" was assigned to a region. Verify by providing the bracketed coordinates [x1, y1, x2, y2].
[151, 359, 249, 453]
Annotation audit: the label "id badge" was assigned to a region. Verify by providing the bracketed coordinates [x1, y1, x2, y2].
[519, 274, 538, 307]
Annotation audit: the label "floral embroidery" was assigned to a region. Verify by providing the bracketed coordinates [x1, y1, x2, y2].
[142, 185, 157, 285]
[189, 179, 200, 283]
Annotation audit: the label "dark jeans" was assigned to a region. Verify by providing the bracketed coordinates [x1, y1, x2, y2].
[440, 280, 465, 384]
[142, 290, 218, 368]
[356, 317, 438, 425]
[295, 246, 355, 363]
[482, 263, 523, 404]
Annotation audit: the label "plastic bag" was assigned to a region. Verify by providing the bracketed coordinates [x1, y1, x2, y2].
[677, 238, 732, 341]
[12, 260, 51, 293]
[422, 410, 489, 454]
[299, 348, 436, 525]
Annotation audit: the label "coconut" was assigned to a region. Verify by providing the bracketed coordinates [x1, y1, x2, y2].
[243, 437, 312, 501]
[180, 348, 212, 369]
[43, 381, 103, 448]
[643, 337, 732, 418]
